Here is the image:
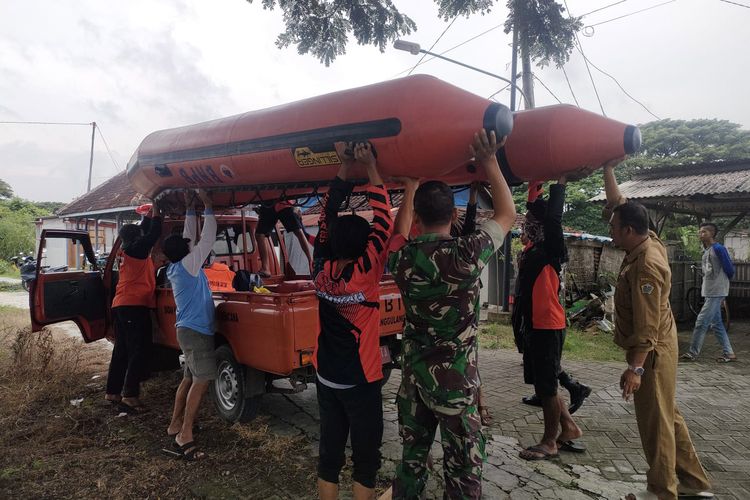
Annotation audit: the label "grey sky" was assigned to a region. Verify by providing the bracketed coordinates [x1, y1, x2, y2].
[0, 0, 747, 202]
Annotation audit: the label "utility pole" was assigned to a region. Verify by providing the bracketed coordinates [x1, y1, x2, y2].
[501, 27, 521, 313]
[519, 26, 536, 110]
[87, 121, 96, 192]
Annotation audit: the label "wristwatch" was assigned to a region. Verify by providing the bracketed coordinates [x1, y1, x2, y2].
[628, 365, 645, 376]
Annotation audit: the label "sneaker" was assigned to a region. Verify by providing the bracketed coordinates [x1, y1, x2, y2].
[568, 383, 592, 414]
[680, 352, 696, 361]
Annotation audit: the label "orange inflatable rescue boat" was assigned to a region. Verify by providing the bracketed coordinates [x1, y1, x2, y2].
[127, 75, 640, 205]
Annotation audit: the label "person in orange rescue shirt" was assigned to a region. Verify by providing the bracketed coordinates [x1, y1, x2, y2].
[203, 252, 236, 292]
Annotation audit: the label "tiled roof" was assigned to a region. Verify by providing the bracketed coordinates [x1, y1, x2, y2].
[58, 171, 148, 216]
[590, 159, 750, 201]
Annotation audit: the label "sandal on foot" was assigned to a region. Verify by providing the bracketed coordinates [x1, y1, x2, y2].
[116, 401, 148, 414]
[557, 439, 586, 453]
[680, 352, 696, 361]
[519, 445, 559, 461]
[177, 441, 207, 461]
[479, 406, 493, 426]
[716, 355, 737, 363]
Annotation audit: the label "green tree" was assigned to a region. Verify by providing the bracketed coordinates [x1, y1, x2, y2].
[248, 0, 580, 69]
[622, 118, 750, 175]
[0, 198, 53, 260]
[0, 178, 13, 199]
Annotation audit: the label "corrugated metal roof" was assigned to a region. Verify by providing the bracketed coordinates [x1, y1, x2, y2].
[591, 160, 750, 201]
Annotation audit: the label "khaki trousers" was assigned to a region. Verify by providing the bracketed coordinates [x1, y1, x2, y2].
[633, 346, 711, 500]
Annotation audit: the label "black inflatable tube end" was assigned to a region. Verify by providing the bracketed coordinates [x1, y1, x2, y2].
[624, 125, 642, 155]
[483, 103, 514, 139]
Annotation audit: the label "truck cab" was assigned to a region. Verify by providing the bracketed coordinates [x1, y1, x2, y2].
[30, 210, 404, 423]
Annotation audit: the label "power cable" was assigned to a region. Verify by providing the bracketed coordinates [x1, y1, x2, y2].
[407, 16, 458, 76]
[394, 23, 503, 77]
[561, 65, 580, 106]
[95, 124, 123, 172]
[574, 51, 661, 119]
[0, 120, 91, 126]
[564, 0, 606, 115]
[579, 0, 629, 18]
[487, 83, 511, 101]
[532, 74, 563, 104]
[584, 0, 678, 33]
[717, 0, 750, 8]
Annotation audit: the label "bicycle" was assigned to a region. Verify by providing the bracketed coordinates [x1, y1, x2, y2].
[685, 264, 730, 332]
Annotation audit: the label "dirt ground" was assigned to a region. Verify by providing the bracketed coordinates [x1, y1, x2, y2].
[0, 306, 319, 499]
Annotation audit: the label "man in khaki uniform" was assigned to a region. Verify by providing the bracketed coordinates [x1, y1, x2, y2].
[602, 159, 713, 500]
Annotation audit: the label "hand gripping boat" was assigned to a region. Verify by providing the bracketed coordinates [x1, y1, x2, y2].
[127, 74, 640, 206]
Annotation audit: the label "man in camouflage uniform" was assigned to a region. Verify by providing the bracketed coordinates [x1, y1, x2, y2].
[388, 130, 516, 499]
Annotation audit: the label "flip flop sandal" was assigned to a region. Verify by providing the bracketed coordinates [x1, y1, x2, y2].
[680, 353, 697, 361]
[519, 445, 559, 461]
[557, 440, 587, 453]
[177, 441, 208, 461]
[117, 402, 148, 415]
[716, 355, 737, 363]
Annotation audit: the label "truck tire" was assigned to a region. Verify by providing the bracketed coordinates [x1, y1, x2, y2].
[210, 344, 263, 423]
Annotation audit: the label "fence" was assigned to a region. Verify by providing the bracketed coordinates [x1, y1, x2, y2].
[670, 261, 750, 320]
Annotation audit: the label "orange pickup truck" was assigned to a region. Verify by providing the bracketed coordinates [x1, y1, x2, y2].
[29, 212, 404, 423]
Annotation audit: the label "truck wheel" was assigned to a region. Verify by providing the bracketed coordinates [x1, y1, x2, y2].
[210, 344, 262, 423]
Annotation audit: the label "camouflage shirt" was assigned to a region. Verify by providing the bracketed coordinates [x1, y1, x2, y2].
[388, 220, 506, 412]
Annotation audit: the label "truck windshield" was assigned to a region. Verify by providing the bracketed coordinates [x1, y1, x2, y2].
[213, 225, 254, 256]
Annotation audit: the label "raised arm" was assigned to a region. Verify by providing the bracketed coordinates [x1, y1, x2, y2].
[461, 181, 480, 236]
[183, 191, 198, 250]
[603, 157, 627, 208]
[313, 142, 355, 268]
[392, 177, 419, 239]
[181, 190, 217, 276]
[470, 130, 516, 235]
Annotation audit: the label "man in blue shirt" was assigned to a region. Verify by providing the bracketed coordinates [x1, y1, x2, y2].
[681, 222, 737, 363]
[163, 189, 216, 460]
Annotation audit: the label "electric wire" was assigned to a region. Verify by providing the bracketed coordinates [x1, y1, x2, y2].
[95, 124, 123, 172]
[585, 0, 678, 29]
[563, 0, 606, 115]
[574, 51, 661, 119]
[560, 65, 580, 106]
[717, 0, 750, 9]
[579, 0, 629, 18]
[406, 16, 458, 76]
[532, 74, 563, 104]
[0, 120, 91, 126]
[487, 83, 511, 101]
[394, 23, 503, 77]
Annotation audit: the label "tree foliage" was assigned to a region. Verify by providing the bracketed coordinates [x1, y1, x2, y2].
[0, 197, 54, 261]
[0, 178, 13, 199]
[249, 0, 580, 67]
[622, 118, 750, 175]
[248, 0, 417, 66]
[503, 0, 581, 68]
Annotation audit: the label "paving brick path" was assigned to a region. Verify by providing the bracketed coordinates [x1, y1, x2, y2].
[261, 321, 750, 499]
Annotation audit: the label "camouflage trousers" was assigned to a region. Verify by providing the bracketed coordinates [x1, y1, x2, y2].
[392, 367, 485, 499]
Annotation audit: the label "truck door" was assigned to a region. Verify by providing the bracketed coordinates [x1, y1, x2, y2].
[29, 230, 108, 343]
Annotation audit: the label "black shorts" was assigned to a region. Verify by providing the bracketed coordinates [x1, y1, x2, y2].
[255, 205, 302, 236]
[316, 379, 383, 488]
[523, 328, 565, 398]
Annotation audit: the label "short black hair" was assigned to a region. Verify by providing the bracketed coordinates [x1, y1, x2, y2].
[414, 181, 454, 226]
[700, 222, 718, 237]
[163, 234, 191, 263]
[330, 215, 370, 260]
[613, 201, 649, 236]
[119, 224, 142, 251]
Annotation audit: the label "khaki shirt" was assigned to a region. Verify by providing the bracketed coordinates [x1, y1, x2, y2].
[614, 231, 677, 353]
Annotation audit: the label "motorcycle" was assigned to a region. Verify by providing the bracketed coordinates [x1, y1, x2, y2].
[11, 252, 68, 292]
